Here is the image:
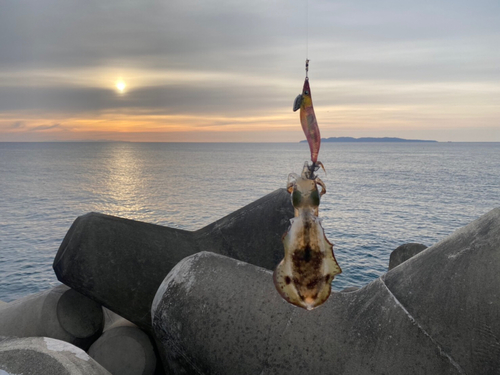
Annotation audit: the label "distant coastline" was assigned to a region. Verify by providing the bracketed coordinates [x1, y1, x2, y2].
[300, 137, 438, 143]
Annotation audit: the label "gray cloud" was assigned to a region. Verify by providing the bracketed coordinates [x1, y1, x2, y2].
[0, 75, 497, 121]
[0, 81, 292, 116]
[2, 0, 499, 74]
[0, 0, 294, 71]
[0, 86, 115, 113]
[0, 0, 499, 141]
[10, 121, 25, 129]
[30, 123, 65, 131]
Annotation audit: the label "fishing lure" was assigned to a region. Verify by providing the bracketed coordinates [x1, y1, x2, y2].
[293, 59, 321, 164]
[274, 60, 342, 310]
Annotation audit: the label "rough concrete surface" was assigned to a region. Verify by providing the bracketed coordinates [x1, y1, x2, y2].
[340, 286, 360, 293]
[54, 188, 293, 332]
[102, 308, 136, 332]
[89, 309, 157, 375]
[0, 336, 111, 375]
[89, 326, 156, 375]
[383, 208, 500, 375]
[388, 243, 427, 270]
[0, 285, 103, 350]
[152, 208, 500, 375]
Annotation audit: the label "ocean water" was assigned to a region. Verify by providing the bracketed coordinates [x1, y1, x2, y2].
[0, 142, 499, 302]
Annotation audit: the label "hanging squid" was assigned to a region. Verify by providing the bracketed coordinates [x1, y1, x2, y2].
[273, 60, 342, 310]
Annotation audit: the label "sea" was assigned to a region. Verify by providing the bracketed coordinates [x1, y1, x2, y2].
[1, 142, 499, 302]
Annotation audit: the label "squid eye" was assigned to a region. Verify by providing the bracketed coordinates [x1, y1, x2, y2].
[292, 190, 302, 207]
[310, 189, 320, 207]
[305, 90, 309, 95]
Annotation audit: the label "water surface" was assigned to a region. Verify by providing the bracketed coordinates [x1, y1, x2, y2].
[1, 142, 498, 301]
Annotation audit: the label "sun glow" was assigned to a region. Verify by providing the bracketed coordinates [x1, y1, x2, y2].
[115, 79, 126, 93]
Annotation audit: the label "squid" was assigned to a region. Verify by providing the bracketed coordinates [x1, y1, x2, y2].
[274, 62, 342, 310]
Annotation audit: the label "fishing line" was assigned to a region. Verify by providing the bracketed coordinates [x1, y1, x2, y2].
[306, 0, 309, 60]
[305, 0, 309, 79]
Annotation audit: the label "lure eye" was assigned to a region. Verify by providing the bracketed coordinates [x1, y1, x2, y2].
[305, 90, 309, 95]
[293, 94, 303, 112]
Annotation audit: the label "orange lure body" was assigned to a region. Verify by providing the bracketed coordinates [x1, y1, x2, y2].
[294, 78, 321, 163]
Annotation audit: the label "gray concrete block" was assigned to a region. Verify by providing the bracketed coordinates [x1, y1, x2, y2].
[152, 208, 500, 375]
[102, 308, 136, 332]
[388, 243, 427, 270]
[0, 336, 111, 375]
[151, 253, 459, 375]
[340, 286, 360, 293]
[194, 189, 292, 269]
[89, 309, 157, 375]
[53, 188, 293, 332]
[0, 285, 103, 350]
[88, 326, 157, 375]
[383, 208, 500, 375]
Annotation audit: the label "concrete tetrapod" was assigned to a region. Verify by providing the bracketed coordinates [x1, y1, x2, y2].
[53, 188, 293, 332]
[0, 285, 103, 350]
[88, 309, 157, 375]
[388, 243, 427, 270]
[0, 336, 111, 375]
[102, 308, 136, 332]
[152, 207, 500, 375]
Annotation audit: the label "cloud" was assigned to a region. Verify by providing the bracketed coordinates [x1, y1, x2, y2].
[10, 121, 25, 129]
[30, 123, 65, 131]
[0, 0, 294, 71]
[0, 80, 293, 116]
[0, 0, 499, 141]
[2, 0, 498, 74]
[1, 0, 498, 87]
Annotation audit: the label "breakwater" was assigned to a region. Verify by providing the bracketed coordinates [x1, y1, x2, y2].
[1, 188, 499, 374]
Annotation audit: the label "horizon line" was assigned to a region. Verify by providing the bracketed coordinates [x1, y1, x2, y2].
[2, 140, 500, 144]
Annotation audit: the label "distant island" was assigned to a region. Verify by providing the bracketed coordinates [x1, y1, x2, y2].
[300, 137, 437, 143]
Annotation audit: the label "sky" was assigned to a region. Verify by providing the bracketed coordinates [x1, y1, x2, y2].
[0, 0, 499, 142]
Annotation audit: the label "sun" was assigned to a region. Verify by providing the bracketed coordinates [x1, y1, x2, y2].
[115, 80, 126, 93]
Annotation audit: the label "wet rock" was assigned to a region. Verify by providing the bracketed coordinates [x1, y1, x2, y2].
[0, 285, 103, 350]
[152, 207, 500, 375]
[0, 336, 111, 375]
[53, 188, 293, 332]
[388, 243, 427, 270]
